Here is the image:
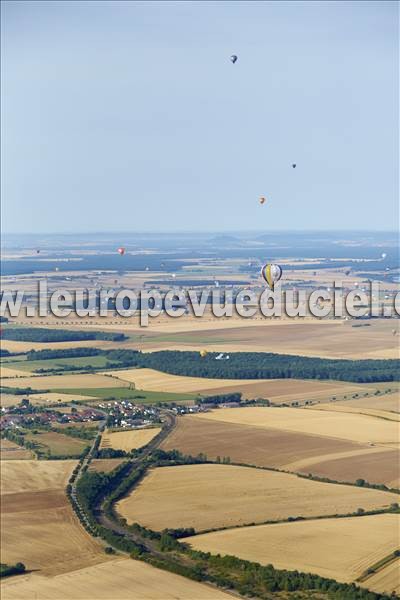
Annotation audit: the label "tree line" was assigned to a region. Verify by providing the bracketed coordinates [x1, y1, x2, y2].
[139, 351, 400, 383]
[196, 392, 242, 405]
[24, 346, 399, 383]
[1, 327, 126, 343]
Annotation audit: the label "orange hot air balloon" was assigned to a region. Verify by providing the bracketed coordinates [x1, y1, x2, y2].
[117, 247, 125, 256]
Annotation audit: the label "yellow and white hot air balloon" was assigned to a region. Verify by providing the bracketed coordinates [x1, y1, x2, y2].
[199, 350, 208, 358]
[261, 263, 282, 290]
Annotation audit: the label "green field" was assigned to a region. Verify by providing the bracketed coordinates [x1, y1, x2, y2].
[0, 355, 28, 363]
[2, 355, 113, 372]
[54, 387, 195, 405]
[24, 430, 89, 457]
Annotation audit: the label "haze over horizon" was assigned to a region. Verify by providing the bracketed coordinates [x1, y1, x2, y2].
[2, 1, 398, 234]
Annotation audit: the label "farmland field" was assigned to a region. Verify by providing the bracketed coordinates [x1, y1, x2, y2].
[89, 458, 125, 473]
[296, 448, 400, 489]
[24, 430, 89, 457]
[0, 557, 234, 600]
[194, 407, 400, 445]
[1, 365, 40, 378]
[0, 339, 116, 353]
[161, 415, 367, 469]
[1, 460, 107, 576]
[1, 459, 74, 493]
[100, 428, 161, 452]
[0, 373, 128, 389]
[323, 391, 400, 414]
[136, 318, 400, 359]
[62, 387, 196, 404]
[0, 439, 32, 460]
[186, 514, 400, 586]
[108, 367, 369, 402]
[308, 403, 400, 421]
[0, 391, 93, 407]
[2, 355, 113, 373]
[365, 558, 400, 595]
[115, 464, 399, 531]
[161, 415, 400, 487]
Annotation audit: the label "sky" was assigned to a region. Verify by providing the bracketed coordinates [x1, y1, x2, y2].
[1, 0, 398, 233]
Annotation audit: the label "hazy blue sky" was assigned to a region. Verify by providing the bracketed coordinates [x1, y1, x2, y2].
[2, 1, 398, 233]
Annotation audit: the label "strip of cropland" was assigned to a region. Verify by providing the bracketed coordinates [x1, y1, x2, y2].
[186, 514, 400, 588]
[107, 367, 373, 402]
[0, 558, 234, 600]
[100, 428, 161, 452]
[161, 415, 395, 480]
[1, 460, 108, 576]
[134, 318, 400, 360]
[115, 463, 399, 532]
[193, 407, 400, 445]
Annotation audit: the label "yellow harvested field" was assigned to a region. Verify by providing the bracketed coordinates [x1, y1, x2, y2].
[195, 407, 400, 445]
[0, 394, 25, 408]
[1, 460, 107, 576]
[365, 558, 400, 595]
[1, 459, 74, 494]
[100, 428, 161, 452]
[89, 458, 125, 473]
[0, 439, 32, 460]
[107, 367, 365, 403]
[115, 464, 398, 531]
[105, 367, 265, 393]
[5, 314, 398, 358]
[187, 514, 400, 584]
[307, 403, 400, 422]
[139, 318, 400, 359]
[331, 392, 400, 414]
[0, 373, 127, 389]
[297, 448, 400, 490]
[0, 392, 93, 407]
[1, 365, 39, 378]
[0, 558, 233, 600]
[163, 415, 399, 487]
[161, 415, 366, 471]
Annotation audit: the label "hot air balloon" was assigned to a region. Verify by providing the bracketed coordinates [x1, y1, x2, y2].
[261, 263, 282, 289]
[171, 273, 176, 279]
[145, 266, 149, 271]
[55, 267, 60, 272]
[230, 55, 238, 64]
[117, 247, 125, 256]
[292, 164, 296, 168]
[199, 350, 208, 358]
[345, 269, 351, 276]
[36, 249, 40, 254]
[381, 253, 387, 259]
[259, 196, 266, 205]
